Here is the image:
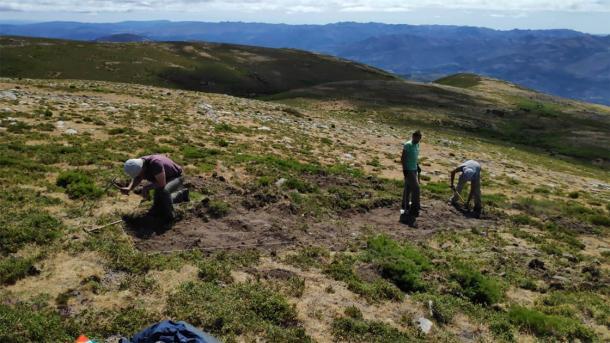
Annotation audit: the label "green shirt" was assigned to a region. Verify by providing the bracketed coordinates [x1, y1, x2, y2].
[403, 140, 419, 171]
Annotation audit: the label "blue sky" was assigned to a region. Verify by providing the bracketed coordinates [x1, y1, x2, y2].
[1, 0, 609, 34]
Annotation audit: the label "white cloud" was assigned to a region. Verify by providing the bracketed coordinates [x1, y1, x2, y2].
[3, 0, 610, 13]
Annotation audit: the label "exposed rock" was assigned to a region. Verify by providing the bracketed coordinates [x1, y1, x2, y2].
[0, 90, 17, 101]
[55, 120, 65, 128]
[65, 128, 78, 135]
[258, 126, 271, 131]
[275, 178, 287, 187]
[342, 153, 354, 160]
[415, 317, 433, 334]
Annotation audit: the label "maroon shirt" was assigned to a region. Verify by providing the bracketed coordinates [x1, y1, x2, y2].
[141, 154, 182, 184]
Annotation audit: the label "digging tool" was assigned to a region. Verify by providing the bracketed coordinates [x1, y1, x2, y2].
[85, 219, 123, 233]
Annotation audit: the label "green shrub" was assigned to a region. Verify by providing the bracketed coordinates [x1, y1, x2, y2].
[76, 306, 158, 339]
[511, 214, 539, 227]
[324, 254, 403, 302]
[56, 170, 103, 199]
[207, 200, 230, 218]
[589, 214, 610, 227]
[108, 127, 135, 135]
[417, 294, 464, 325]
[198, 259, 232, 284]
[344, 306, 363, 319]
[284, 246, 329, 270]
[508, 306, 595, 341]
[0, 211, 62, 254]
[0, 301, 77, 342]
[451, 267, 504, 305]
[331, 317, 419, 342]
[284, 177, 317, 193]
[182, 146, 220, 160]
[0, 256, 38, 285]
[166, 281, 304, 340]
[366, 235, 430, 293]
[568, 191, 579, 199]
[542, 291, 609, 327]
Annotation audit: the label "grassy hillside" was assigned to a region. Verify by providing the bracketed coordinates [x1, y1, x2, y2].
[267, 77, 610, 167]
[0, 77, 608, 342]
[0, 36, 397, 97]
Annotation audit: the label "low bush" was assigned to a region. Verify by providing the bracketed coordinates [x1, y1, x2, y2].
[0, 256, 38, 285]
[0, 301, 77, 342]
[366, 235, 430, 293]
[324, 254, 403, 302]
[166, 281, 306, 340]
[568, 191, 579, 199]
[508, 306, 595, 341]
[56, 170, 103, 199]
[0, 210, 62, 254]
[331, 317, 419, 342]
[207, 200, 230, 218]
[284, 177, 317, 193]
[284, 246, 329, 270]
[589, 214, 610, 227]
[451, 266, 504, 305]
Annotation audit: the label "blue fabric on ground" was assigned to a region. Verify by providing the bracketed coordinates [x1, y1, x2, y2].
[120, 320, 220, 343]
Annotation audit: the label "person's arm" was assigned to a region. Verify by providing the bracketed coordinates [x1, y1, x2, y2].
[120, 174, 143, 195]
[449, 167, 462, 190]
[417, 164, 422, 183]
[153, 170, 167, 189]
[400, 148, 406, 169]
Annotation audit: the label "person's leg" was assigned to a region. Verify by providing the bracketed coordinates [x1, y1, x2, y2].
[152, 177, 183, 221]
[406, 171, 420, 216]
[167, 177, 187, 203]
[402, 171, 410, 212]
[472, 177, 482, 211]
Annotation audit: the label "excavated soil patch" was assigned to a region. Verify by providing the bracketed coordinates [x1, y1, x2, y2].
[124, 177, 499, 253]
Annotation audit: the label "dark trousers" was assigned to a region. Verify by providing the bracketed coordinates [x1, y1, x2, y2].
[151, 176, 186, 220]
[402, 170, 420, 212]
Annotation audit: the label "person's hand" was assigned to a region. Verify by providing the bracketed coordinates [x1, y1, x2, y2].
[119, 187, 130, 195]
[141, 186, 151, 201]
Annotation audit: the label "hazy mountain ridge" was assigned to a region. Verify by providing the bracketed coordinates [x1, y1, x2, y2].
[1, 21, 608, 104]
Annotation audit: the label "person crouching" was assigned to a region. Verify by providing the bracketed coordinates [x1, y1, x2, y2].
[120, 154, 188, 223]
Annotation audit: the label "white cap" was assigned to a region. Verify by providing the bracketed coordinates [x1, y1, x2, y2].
[462, 168, 475, 181]
[124, 158, 144, 178]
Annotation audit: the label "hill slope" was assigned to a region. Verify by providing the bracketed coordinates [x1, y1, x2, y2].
[0, 77, 608, 342]
[0, 36, 397, 97]
[267, 75, 610, 167]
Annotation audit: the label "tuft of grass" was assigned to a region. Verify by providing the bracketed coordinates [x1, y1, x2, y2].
[0, 301, 77, 342]
[365, 235, 430, 293]
[451, 266, 505, 305]
[0, 256, 38, 285]
[332, 316, 420, 342]
[324, 254, 403, 302]
[165, 281, 308, 341]
[508, 306, 595, 341]
[207, 200, 231, 218]
[56, 170, 103, 199]
[284, 246, 329, 270]
[0, 210, 62, 254]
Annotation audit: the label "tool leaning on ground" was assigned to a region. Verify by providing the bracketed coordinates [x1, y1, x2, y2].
[84, 179, 135, 233]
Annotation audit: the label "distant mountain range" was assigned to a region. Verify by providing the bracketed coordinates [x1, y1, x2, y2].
[1, 21, 609, 105]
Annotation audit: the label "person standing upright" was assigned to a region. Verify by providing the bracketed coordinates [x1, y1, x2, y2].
[401, 130, 422, 220]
